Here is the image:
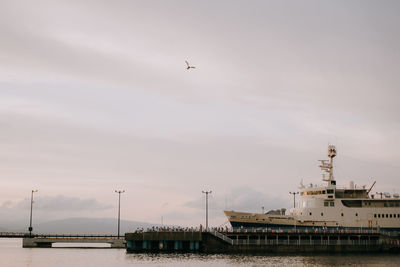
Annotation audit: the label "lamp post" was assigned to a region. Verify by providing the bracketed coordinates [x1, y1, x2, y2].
[115, 190, 125, 239]
[29, 190, 38, 237]
[202, 190, 212, 231]
[289, 192, 299, 208]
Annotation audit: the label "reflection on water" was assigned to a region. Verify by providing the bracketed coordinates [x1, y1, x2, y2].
[124, 253, 400, 266]
[1, 239, 400, 267]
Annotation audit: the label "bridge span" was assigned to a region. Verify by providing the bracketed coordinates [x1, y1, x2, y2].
[23, 235, 125, 248]
[1, 233, 125, 248]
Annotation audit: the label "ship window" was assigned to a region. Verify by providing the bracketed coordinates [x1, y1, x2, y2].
[324, 202, 329, 207]
[330, 202, 335, 207]
[374, 214, 377, 218]
[341, 200, 362, 207]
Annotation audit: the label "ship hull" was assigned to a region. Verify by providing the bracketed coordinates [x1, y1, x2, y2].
[224, 209, 400, 232]
[229, 220, 400, 231]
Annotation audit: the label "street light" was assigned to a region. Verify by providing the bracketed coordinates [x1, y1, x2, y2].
[289, 192, 299, 208]
[115, 190, 125, 239]
[202, 190, 212, 231]
[29, 190, 38, 237]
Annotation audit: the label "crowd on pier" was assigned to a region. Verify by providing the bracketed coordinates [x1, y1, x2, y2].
[134, 226, 229, 233]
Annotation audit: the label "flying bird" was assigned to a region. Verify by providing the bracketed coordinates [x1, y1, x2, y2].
[185, 60, 196, 70]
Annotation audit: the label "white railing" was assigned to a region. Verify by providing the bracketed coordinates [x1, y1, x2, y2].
[231, 239, 380, 246]
[210, 231, 234, 245]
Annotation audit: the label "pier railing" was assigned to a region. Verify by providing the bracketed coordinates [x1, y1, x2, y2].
[33, 234, 123, 239]
[231, 239, 382, 246]
[226, 227, 385, 235]
[0, 232, 27, 238]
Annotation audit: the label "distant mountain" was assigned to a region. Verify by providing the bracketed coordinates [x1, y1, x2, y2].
[0, 218, 158, 234]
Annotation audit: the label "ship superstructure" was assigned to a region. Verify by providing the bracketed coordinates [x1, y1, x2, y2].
[224, 145, 400, 231]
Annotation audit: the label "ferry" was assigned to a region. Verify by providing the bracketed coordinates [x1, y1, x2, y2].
[224, 145, 400, 231]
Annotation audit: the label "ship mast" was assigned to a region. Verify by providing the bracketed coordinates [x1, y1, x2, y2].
[319, 145, 337, 186]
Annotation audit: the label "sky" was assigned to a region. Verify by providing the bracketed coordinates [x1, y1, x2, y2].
[1, 0, 400, 229]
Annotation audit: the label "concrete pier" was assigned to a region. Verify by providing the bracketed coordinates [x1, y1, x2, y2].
[125, 228, 400, 253]
[126, 231, 202, 252]
[23, 235, 126, 248]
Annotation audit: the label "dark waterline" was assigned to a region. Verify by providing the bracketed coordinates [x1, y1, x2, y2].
[1, 238, 400, 267]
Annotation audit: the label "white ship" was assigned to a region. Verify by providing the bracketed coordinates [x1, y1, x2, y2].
[224, 145, 400, 231]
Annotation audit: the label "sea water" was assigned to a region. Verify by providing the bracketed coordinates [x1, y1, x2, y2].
[1, 238, 400, 267]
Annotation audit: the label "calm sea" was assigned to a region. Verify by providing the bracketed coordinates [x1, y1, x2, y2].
[1, 238, 400, 267]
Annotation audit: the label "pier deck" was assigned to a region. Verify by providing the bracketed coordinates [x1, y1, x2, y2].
[125, 228, 400, 253]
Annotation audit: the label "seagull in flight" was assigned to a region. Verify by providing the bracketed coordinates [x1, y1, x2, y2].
[185, 60, 196, 70]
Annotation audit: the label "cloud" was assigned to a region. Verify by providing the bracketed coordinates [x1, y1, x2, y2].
[37, 195, 113, 211]
[2, 195, 112, 212]
[0, 200, 13, 209]
[0, 195, 114, 226]
[184, 186, 290, 213]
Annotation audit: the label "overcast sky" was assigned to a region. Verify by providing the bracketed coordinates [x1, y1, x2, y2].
[1, 0, 400, 228]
